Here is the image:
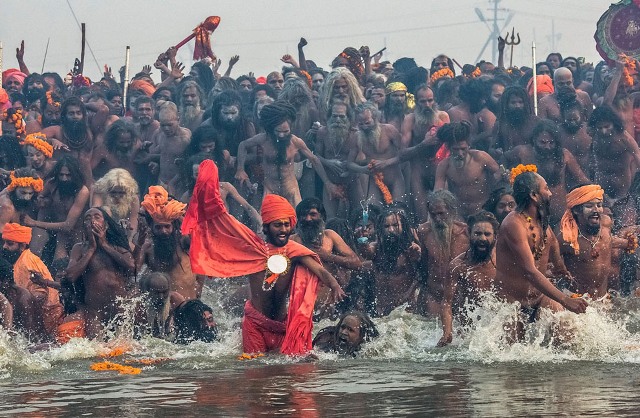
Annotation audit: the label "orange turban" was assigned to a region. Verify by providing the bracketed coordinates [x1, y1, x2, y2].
[260, 194, 297, 228]
[560, 185, 604, 255]
[2, 223, 32, 244]
[141, 185, 186, 224]
[129, 79, 156, 97]
[527, 75, 554, 96]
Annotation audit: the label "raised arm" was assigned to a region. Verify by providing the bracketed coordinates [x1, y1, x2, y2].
[25, 187, 90, 233]
[297, 38, 308, 72]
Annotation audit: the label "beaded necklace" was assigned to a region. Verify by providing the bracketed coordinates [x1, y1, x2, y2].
[520, 212, 546, 260]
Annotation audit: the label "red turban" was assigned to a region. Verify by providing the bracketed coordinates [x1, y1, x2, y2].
[2, 223, 32, 244]
[129, 79, 156, 97]
[260, 194, 297, 228]
[527, 75, 554, 96]
[2, 69, 27, 86]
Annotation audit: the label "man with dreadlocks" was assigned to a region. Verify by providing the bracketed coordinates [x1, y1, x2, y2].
[496, 168, 587, 342]
[23, 156, 90, 260]
[317, 68, 365, 124]
[0, 168, 42, 234]
[136, 186, 203, 300]
[235, 101, 341, 207]
[417, 190, 469, 316]
[369, 207, 422, 316]
[491, 86, 540, 156]
[447, 78, 496, 151]
[65, 207, 135, 338]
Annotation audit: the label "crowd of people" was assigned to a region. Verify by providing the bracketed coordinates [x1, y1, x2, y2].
[0, 33, 639, 355]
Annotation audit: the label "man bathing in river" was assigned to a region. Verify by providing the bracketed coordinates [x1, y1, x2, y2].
[182, 159, 346, 355]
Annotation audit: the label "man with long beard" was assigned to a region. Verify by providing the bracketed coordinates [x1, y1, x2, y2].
[348, 102, 405, 204]
[504, 120, 589, 227]
[136, 186, 203, 300]
[495, 169, 587, 343]
[236, 101, 341, 207]
[492, 86, 540, 155]
[183, 160, 346, 354]
[23, 156, 90, 260]
[66, 207, 135, 339]
[434, 121, 502, 219]
[0, 168, 42, 234]
[383, 82, 412, 131]
[558, 184, 635, 298]
[42, 97, 95, 187]
[314, 102, 361, 218]
[417, 190, 469, 316]
[137, 272, 185, 339]
[91, 119, 142, 180]
[438, 211, 499, 347]
[447, 78, 496, 150]
[26, 91, 63, 134]
[371, 208, 422, 316]
[291, 198, 361, 314]
[134, 96, 159, 144]
[177, 80, 205, 133]
[2, 223, 64, 340]
[91, 168, 140, 243]
[539, 67, 593, 124]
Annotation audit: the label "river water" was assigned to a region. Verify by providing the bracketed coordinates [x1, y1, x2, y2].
[3, 289, 640, 416]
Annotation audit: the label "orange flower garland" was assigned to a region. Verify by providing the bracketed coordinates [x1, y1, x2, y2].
[368, 162, 393, 204]
[1, 108, 26, 138]
[509, 164, 537, 185]
[23, 132, 53, 158]
[620, 54, 637, 87]
[6, 171, 44, 192]
[430, 68, 454, 84]
[471, 67, 482, 78]
[45, 91, 61, 108]
[237, 353, 265, 361]
[90, 361, 141, 375]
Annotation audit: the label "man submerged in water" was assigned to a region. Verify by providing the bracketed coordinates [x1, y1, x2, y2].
[313, 311, 379, 356]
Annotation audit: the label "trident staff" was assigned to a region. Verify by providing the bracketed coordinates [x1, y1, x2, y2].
[504, 27, 520, 68]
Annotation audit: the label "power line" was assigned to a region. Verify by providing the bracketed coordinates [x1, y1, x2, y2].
[65, 0, 102, 74]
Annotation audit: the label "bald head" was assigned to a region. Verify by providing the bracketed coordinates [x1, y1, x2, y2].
[553, 67, 573, 89]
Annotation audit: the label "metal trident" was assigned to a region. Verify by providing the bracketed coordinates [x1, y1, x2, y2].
[505, 27, 521, 68]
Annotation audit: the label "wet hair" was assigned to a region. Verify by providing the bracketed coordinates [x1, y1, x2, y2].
[0, 257, 14, 283]
[529, 120, 564, 186]
[427, 189, 459, 218]
[190, 61, 215, 94]
[499, 86, 531, 119]
[355, 101, 381, 121]
[483, 186, 514, 213]
[349, 204, 381, 231]
[374, 208, 415, 273]
[279, 78, 313, 107]
[94, 207, 131, 251]
[458, 78, 487, 113]
[60, 96, 87, 122]
[48, 155, 84, 193]
[512, 171, 540, 209]
[467, 210, 499, 235]
[436, 121, 471, 147]
[0, 135, 27, 169]
[105, 119, 138, 154]
[336, 310, 379, 342]
[177, 79, 206, 109]
[187, 125, 223, 160]
[295, 197, 326, 221]
[174, 299, 218, 344]
[152, 86, 175, 102]
[209, 90, 243, 124]
[259, 101, 297, 134]
[42, 72, 65, 93]
[592, 61, 609, 98]
[588, 105, 625, 133]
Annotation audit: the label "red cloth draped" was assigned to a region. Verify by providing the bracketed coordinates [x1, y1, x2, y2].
[182, 159, 320, 355]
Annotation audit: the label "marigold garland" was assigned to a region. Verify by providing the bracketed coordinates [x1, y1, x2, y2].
[6, 171, 44, 192]
[90, 361, 141, 375]
[1, 108, 26, 138]
[625, 232, 638, 254]
[237, 353, 265, 361]
[509, 164, 538, 185]
[471, 67, 482, 78]
[23, 132, 53, 158]
[367, 163, 393, 204]
[123, 358, 172, 365]
[45, 91, 61, 108]
[430, 68, 455, 84]
[620, 54, 637, 87]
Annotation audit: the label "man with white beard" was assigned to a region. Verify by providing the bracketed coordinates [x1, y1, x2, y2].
[177, 80, 205, 133]
[137, 272, 185, 339]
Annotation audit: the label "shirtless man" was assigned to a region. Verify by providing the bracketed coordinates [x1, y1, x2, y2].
[137, 272, 185, 338]
[136, 186, 203, 300]
[235, 101, 340, 207]
[177, 80, 205, 133]
[559, 100, 592, 174]
[557, 184, 634, 298]
[504, 120, 589, 226]
[0, 168, 41, 234]
[538, 67, 593, 124]
[149, 102, 191, 187]
[438, 211, 499, 347]
[348, 102, 405, 203]
[91, 119, 141, 179]
[491, 86, 540, 156]
[434, 121, 502, 219]
[383, 82, 411, 131]
[133, 96, 160, 144]
[589, 105, 640, 201]
[371, 208, 422, 316]
[495, 170, 587, 342]
[24, 133, 56, 179]
[291, 198, 361, 311]
[417, 190, 469, 316]
[24, 156, 90, 260]
[314, 102, 361, 218]
[25, 91, 62, 134]
[396, 85, 450, 221]
[42, 97, 96, 187]
[447, 78, 496, 150]
[66, 208, 135, 338]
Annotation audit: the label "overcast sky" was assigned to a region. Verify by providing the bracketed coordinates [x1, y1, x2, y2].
[1, 0, 609, 83]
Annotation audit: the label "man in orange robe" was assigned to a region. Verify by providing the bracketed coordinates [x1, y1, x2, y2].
[182, 160, 346, 355]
